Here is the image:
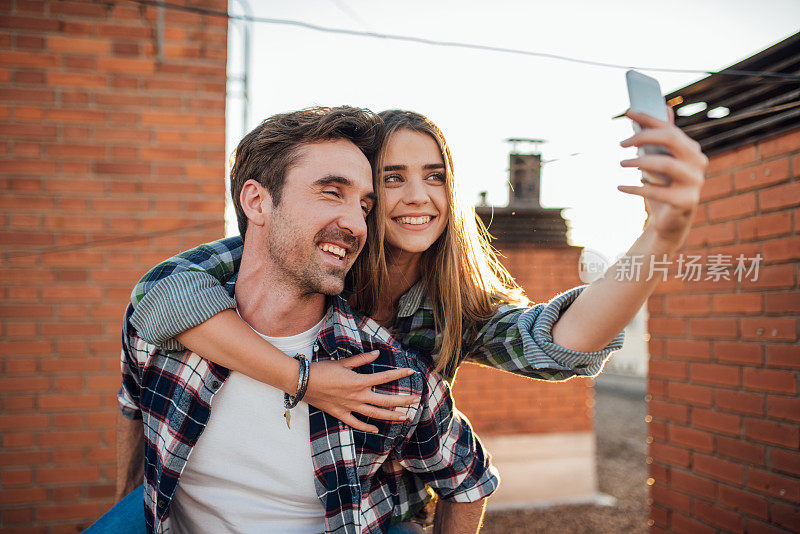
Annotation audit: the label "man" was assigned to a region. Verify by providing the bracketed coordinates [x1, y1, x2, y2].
[115, 107, 498, 534]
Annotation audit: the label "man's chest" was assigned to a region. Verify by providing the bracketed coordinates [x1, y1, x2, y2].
[138, 349, 405, 487]
[185, 371, 319, 493]
[169, 372, 326, 533]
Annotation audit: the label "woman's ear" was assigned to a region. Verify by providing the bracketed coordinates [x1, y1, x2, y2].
[240, 179, 273, 229]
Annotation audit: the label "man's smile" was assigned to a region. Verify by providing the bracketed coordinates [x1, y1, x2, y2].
[318, 242, 347, 260]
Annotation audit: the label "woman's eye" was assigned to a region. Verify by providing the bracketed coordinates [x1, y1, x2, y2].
[383, 174, 402, 184]
[428, 173, 445, 183]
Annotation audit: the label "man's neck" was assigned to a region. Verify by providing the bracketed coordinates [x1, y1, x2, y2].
[235, 242, 327, 338]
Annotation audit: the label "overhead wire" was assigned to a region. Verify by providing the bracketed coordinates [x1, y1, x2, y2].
[9, 1, 793, 260]
[125, 0, 800, 81]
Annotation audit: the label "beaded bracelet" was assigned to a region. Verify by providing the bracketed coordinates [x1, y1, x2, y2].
[283, 355, 310, 429]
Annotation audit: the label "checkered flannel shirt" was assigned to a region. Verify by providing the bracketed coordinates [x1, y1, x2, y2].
[118, 291, 498, 534]
[128, 236, 625, 520]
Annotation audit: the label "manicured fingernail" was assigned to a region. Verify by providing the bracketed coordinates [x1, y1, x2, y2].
[620, 137, 633, 147]
[406, 369, 415, 375]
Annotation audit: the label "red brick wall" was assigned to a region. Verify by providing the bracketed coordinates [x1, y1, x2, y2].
[0, 1, 227, 531]
[453, 245, 594, 435]
[647, 129, 800, 533]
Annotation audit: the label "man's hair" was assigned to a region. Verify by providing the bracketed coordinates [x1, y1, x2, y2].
[230, 106, 383, 237]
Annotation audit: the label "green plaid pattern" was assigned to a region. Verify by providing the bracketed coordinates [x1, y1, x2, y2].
[130, 236, 625, 522]
[392, 279, 623, 383]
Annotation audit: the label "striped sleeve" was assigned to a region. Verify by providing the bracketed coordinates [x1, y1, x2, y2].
[464, 285, 625, 380]
[128, 237, 243, 349]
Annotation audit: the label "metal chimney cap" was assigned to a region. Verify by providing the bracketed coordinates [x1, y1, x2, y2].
[505, 138, 547, 154]
[505, 138, 547, 143]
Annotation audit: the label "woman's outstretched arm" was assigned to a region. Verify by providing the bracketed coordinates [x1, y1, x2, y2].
[551, 108, 707, 352]
[461, 109, 704, 381]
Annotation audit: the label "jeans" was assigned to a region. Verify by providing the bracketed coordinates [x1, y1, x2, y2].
[84, 484, 425, 533]
[387, 522, 427, 533]
[83, 484, 146, 534]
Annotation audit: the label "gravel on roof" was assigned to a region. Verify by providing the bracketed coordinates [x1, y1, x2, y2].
[479, 381, 649, 534]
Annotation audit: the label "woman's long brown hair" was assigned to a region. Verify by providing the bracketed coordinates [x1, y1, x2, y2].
[350, 110, 529, 379]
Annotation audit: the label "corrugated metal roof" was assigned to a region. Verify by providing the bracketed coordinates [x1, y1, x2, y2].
[666, 32, 800, 156]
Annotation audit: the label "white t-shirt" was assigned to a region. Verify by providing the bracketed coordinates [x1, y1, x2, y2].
[170, 316, 326, 534]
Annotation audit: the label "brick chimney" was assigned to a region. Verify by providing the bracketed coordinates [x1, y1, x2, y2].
[452, 139, 597, 510]
[474, 139, 570, 245]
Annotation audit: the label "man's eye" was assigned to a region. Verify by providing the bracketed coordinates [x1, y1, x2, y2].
[324, 189, 341, 198]
[361, 204, 372, 216]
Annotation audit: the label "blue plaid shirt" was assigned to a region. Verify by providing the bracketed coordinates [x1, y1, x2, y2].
[118, 289, 498, 533]
[128, 237, 624, 521]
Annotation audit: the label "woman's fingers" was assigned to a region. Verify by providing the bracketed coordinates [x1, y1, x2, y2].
[355, 404, 408, 422]
[625, 109, 668, 129]
[617, 183, 698, 210]
[340, 404, 410, 433]
[303, 358, 420, 433]
[621, 155, 703, 187]
[365, 367, 416, 388]
[366, 390, 419, 407]
[339, 350, 381, 369]
[623, 109, 709, 176]
[621, 128, 705, 168]
[338, 412, 379, 434]
[339, 351, 417, 386]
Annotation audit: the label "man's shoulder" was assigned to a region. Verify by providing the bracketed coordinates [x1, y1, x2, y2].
[189, 236, 243, 257]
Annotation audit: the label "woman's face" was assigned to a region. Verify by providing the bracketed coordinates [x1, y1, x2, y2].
[380, 129, 449, 256]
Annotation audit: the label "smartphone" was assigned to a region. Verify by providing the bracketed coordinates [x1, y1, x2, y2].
[626, 70, 672, 185]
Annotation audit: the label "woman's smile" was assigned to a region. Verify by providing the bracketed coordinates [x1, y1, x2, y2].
[392, 214, 436, 229]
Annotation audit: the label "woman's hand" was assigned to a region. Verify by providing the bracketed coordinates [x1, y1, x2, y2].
[305, 350, 420, 433]
[617, 107, 708, 255]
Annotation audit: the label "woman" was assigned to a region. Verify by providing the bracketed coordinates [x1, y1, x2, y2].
[124, 108, 706, 527]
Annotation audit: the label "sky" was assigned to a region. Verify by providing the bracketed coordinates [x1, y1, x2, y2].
[223, 0, 800, 260]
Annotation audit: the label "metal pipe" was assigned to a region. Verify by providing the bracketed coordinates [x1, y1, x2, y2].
[156, 0, 164, 64]
[230, 0, 252, 134]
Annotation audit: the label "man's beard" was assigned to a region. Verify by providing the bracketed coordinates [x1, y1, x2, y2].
[266, 217, 359, 296]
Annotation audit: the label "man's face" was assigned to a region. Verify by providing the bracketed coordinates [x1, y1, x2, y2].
[264, 139, 374, 296]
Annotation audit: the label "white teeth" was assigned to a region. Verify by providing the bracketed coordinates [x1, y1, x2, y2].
[397, 216, 431, 225]
[319, 243, 345, 259]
